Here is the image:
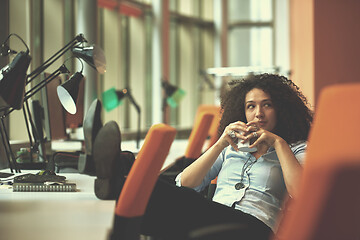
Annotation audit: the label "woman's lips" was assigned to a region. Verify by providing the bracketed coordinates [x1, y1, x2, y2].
[258, 121, 267, 127]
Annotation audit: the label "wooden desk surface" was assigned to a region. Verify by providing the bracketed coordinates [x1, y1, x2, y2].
[0, 171, 115, 240]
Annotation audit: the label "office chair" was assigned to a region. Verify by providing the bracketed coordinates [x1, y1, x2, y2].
[196, 104, 221, 150]
[184, 111, 215, 160]
[186, 83, 360, 240]
[194, 105, 221, 199]
[108, 123, 177, 240]
[274, 83, 360, 240]
[161, 111, 214, 183]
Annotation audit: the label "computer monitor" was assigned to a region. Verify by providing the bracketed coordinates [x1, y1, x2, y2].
[31, 99, 45, 142]
[40, 73, 67, 141]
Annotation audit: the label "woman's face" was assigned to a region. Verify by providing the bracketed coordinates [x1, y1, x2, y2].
[244, 88, 277, 132]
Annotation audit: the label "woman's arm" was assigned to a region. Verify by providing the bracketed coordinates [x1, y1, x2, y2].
[245, 123, 303, 198]
[180, 142, 224, 188]
[181, 121, 247, 188]
[272, 138, 303, 198]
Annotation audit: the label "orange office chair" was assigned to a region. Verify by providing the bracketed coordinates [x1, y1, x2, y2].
[161, 111, 214, 181]
[184, 111, 215, 160]
[193, 105, 222, 199]
[196, 104, 222, 150]
[274, 83, 360, 240]
[109, 123, 177, 240]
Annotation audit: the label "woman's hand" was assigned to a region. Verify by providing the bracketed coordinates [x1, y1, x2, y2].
[181, 121, 251, 188]
[217, 121, 250, 151]
[239, 120, 282, 152]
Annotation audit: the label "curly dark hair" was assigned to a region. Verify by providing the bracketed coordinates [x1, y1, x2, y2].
[219, 73, 313, 144]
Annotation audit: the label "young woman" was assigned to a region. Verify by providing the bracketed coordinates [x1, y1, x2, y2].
[119, 74, 312, 239]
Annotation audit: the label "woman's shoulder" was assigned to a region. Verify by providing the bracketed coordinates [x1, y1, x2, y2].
[290, 141, 307, 162]
[289, 140, 307, 151]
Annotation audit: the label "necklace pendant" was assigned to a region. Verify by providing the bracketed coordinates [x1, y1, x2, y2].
[235, 182, 245, 190]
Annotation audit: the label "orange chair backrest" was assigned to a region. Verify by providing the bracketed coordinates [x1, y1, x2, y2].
[275, 83, 360, 240]
[196, 105, 222, 149]
[184, 112, 214, 159]
[115, 123, 177, 218]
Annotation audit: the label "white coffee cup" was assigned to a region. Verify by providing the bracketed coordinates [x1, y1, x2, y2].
[236, 133, 257, 152]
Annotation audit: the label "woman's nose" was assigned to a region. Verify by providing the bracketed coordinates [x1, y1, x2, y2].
[255, 106, 264, 118]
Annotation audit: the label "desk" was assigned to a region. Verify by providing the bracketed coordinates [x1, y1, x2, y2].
[0, 171, 115, 240]
[0, 139, 191, 240]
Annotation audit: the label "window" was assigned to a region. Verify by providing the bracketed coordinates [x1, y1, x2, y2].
[168, 0, 215, 127]
[228, 0, 274, 67]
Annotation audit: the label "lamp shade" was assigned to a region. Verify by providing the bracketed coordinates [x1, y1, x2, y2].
[102, 87, 126, 112]
[0, 51, 31, 111]
[72, 45, 106, 74]
[162, 81, 186, 108]
[57, 71, 84, 114]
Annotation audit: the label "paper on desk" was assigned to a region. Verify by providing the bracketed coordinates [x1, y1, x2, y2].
[51, 140, 83, 151]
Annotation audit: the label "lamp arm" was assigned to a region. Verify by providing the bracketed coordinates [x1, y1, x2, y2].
[1, 33, 30, 56]
[0, 117, 20, 172]
[126, 91, 141, 114]
[22, 102, 34, 162]
[24, 65, 69, 102]
[23, 98, 46, 163]
[137, 111, 141, 149]
[126, 90, 141, 149]
[199, 69, 215, 90]
[2, 107, 14, 117]
[27, 34, 86, 82]
[0, 119, 12, 172]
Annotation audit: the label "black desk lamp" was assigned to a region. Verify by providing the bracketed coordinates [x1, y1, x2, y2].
[72, 45, 106, 74]
[58, 42, 106, 114]
[57, 67, 84, 115]
[162, 81, 186, 109]
[0, 52, 31, 111]
[0, 34, 32, 172]
[103, 87, 141, 149]
[0, 33, 106, 172]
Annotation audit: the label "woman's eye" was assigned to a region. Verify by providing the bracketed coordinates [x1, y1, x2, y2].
[264, 103, 272, 108]
[247, 104, 255, 109]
